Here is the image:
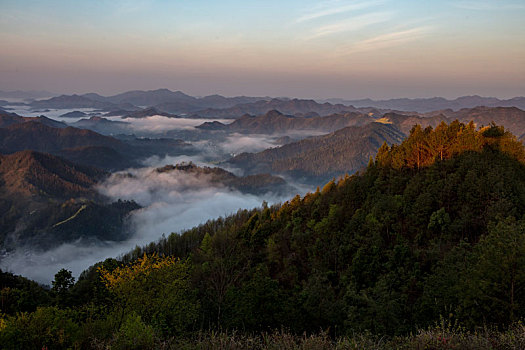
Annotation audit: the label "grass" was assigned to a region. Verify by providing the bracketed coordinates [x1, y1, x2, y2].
[92, 322, 525, 350]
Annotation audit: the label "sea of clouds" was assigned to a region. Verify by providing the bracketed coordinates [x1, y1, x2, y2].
[0, 158, 297, 284]
[0, 109, 322, 284]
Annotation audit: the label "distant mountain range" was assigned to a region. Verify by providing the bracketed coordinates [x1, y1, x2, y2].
[190, 98, 365, 119]
[197, 110, 372, 134]
[83, 89, 266, 110]
[7, 89, 523, 119]
[81, 89, 268, 114]
[0, 90, 56, 100]
[29, 94, 137, 111]
[19, 90, 365, 118]
[21, 89, 272, 115]
[323, 95, 525, 113]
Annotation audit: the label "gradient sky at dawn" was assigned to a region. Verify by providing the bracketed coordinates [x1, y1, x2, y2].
[1, 0, 524, 99]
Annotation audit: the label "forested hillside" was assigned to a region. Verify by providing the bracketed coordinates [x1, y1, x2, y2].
[228, 122, 405, 183]
[0, 150, 139, 249]
[1, 121, 525, 349]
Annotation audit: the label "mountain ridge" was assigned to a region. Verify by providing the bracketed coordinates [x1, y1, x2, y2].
[323, 95, 525, 112]
[227, 122, 405, 183]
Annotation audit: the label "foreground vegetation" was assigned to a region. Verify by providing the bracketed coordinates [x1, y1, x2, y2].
[1, 121, 525, 349]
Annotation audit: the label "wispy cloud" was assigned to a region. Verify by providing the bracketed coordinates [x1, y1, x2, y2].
[308, 12, 392, 39]
[454, 1, 525, 10]
[296, 0, 385, 23]
[339, 26, 431, 54]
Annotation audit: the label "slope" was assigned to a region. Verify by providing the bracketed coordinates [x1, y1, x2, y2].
[0, 151, 139, 249]
[227, 122, 405, 183]
[115, 121, 525, 336]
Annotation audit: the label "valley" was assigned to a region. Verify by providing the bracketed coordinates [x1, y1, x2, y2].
[1, 89, 525, 285]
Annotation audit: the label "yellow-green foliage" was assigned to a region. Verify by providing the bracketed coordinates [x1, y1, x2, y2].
[99, 253, 199, 336]
[375, 121, 525, 169]
[0, 307, 79, 350]
[99, 252, 178, 289]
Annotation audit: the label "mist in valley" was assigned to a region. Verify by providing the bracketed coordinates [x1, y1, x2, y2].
[0, 138, 308, 284]
[0, 162, 297, 284]
[0, 107, 331, 284]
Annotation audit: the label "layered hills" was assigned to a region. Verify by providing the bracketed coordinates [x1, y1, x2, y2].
[227, 122, 405, 183]
[155, 162, 292, 195]
[327, 95, 525, 112]
[0, 110, 67, 128]
[224, 106, 525, 184]
[71, 116, 131, 135]
[28, 89, 267, 115]
[26, 92, 364, 118]
[64, 121, 525, 343]
[84, 88, 265, 111]
[195, 106, 525, 141]
[0, 118, 194, 170]
[191, 98, 360, 119]
[0, 151, 139, 249]
[18, 89, 525, 123]
[29, 94, 120, 110]
[197, 109, 372, 134]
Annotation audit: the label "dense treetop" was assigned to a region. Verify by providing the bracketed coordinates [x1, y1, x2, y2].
[375, 120, 525, 169]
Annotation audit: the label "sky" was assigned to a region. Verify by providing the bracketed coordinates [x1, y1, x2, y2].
[0, 0, 524, 99]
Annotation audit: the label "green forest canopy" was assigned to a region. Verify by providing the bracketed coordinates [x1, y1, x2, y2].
[1, 120, 525, 349]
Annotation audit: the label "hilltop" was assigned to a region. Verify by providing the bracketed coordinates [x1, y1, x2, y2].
[155, 162, 292, 195]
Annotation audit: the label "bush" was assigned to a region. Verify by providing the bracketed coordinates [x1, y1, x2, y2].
[0, 306, 79, 350]
[112, 313, 155, 350]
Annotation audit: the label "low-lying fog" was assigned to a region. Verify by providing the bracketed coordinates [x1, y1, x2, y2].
[0, 107, 324, 284]
[0, 156, 306, 285]
[4, 106, 100, 120]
